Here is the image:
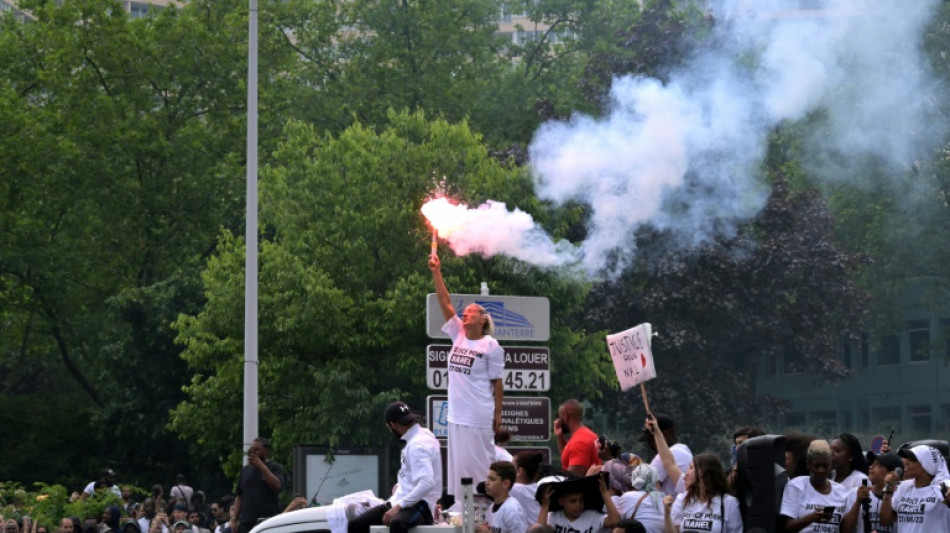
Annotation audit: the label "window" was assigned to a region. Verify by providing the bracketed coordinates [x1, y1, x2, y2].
[873, 407, 901, 427]
[940, 319, 950, 359]
[811, 411, 837, 434]
[859, 333, 869, 367]
[908, 405, 932, 432]
[846, 334, 869, 367]
[784, 349, 804, 374]
[939, 405, 950, 432]
[499, 3, 512, 23]
[907, 320, 930, 362]
[877, 334, 900, 365]
[786, 412, 805, 428]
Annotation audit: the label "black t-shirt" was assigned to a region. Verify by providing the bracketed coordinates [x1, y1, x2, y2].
[236, 461, 285, 524]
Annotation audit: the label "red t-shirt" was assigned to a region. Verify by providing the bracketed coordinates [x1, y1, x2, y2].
[561, 425, 602, 471]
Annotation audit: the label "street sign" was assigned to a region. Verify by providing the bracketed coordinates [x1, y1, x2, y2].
[426, 293, 550, 341]
[426, 345, 551, 391]
[427, 395, 551, 442]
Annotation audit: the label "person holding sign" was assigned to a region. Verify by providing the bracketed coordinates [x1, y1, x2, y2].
[429, 252, 505, 504]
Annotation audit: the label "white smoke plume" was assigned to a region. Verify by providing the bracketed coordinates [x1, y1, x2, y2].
[445, 0, 946, 275]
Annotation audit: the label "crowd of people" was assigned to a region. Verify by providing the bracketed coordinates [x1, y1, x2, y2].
[2, 438, 290, 533]
[326, 394, 950, 533]
[424, 250, 950, 532]
[6, 252, 950, 533]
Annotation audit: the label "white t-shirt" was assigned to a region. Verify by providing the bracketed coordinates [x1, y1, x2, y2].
[83, 481, 123, 498]
[650, 443, 693, 496]
[509, 483, 540, 521]
[779, 476, 849, 533]
[836, 470, 869, 491]
[485, 498, 531, 533]
[442, 316, 505, 428]
[615, 491, 664, 533]
[170, 485, 194, 504]
[843, 489, 895, 533]
[670, 493, 742, 533]
[546, 510, 607, 533]
[890, 479, 950, 533]
[494, 445, 513, 463]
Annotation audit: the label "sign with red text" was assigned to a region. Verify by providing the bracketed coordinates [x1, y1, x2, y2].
[606, 323, 656, 391]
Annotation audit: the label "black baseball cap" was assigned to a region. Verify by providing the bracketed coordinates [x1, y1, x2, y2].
[865, 451, 902, 472]
[384, 402, 419, 425]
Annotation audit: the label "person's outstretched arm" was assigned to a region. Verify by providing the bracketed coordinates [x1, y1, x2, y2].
[647, 417, 682, 488]
[429, 254, 455, 321]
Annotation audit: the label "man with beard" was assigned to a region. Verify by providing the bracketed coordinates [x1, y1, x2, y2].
[234, 438, 285, 533]
[347, 402, 442, 533]
[555, 399, 601, 476]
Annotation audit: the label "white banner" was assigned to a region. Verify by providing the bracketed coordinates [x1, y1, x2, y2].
[606, 323, 656, 391]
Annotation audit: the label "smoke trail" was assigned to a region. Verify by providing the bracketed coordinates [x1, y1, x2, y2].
[523, 0, 945, 275]
[425, 198, 579, 266]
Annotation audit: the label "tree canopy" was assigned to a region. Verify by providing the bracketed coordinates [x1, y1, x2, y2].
[1, 0, 949, 499]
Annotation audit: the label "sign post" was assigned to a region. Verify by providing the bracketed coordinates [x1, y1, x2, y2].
[427, 395, 551, 442]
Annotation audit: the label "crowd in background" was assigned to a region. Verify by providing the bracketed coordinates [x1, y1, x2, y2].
[6, 403, 950, 533]
[1, 472, 250, 533]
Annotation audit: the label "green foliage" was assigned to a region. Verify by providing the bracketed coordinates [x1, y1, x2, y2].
[171, 110, 609, 477]
[587, 177, 867, 456]
[0, 0, 247, 487]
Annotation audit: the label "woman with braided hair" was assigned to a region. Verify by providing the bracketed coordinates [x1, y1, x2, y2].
[831, 434, 869, 490]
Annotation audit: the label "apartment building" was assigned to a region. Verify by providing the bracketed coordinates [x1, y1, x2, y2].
[756, 283, 950, 437]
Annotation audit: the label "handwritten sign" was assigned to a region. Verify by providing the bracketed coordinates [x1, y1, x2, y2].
[606, 323, 656, 391]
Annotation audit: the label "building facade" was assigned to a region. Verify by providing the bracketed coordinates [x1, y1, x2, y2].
[757, 284, 950, 437]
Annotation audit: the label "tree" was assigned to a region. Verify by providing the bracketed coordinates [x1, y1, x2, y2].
[585, 173, 867, 455]
[170, 110, 613, 478]
[0, 0, 248, 487]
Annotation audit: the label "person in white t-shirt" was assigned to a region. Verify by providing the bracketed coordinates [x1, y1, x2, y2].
[537, 474, 621, 533]
[779, 440, 849, 533]
[510, 451, 545, 520]
[494, 430, 514, 463]
[640, 415, 692, 497]
[840, 450, 902, 533]
[662, 453, 742, 533]
[477, 461, 531, 533]
[430, 252, 505, 503]
[879, 444, 950, 533]
[830, 434, 869, 491]
[615, 464, 664, 533]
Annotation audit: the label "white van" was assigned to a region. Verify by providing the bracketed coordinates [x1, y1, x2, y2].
[249, 507, 337, 533]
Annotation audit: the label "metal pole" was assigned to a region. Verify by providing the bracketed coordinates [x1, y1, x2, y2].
[243, 0, 259, 462]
